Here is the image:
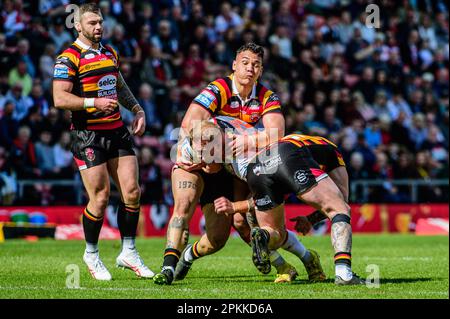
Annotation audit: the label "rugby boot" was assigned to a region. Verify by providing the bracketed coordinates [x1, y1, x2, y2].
[116, 249, 155, 278]
[174, 244, 193, 281]
[335, 272, 365, 285]
[304, 249, 327, 282]
[153, 267, 174, 285]
[83, 251, 112, 281]
[274, 262, 298, 283]
[250, 227, 271, 274]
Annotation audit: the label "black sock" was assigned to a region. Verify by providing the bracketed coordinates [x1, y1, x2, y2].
[163, 248, 181, 270]
[82, 208, 103, 250]
[117, 202, 140, 240]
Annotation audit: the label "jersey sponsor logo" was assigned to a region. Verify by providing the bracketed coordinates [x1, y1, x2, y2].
[84, 63, 101, 71]
[195, 91, 216, 107]
[97, 75, 117, 90]
[294, 169, 309, 185]
[97, 90, 117, 98]
[248, 100, 261, 110]
[57, 56, 70, 63]
[262, 154, 282, 172]
[207, 83, 220, 94]
[84, 53, 96, 59]
[53, 64, 69, 79]
[85, 148, 96, 161]
[230, 100, 240, 109]
[250, 113, 261, 122]
[255, 195, 272, 207]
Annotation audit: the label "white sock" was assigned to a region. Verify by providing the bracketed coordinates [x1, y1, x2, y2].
[85, 242, 98, 254]
[122, 237, 136, 252]
[269, 250, 285, 268]
[335, 264, 353, 280]
[184, 246, 195, 262]
[281, 230, 311, 263]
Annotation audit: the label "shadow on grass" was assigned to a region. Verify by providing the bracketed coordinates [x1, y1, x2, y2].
[380, 277, 434, 284]
[186, 276, 437, 285]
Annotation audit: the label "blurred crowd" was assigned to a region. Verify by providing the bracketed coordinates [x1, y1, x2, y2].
[0, 0, 448, 206]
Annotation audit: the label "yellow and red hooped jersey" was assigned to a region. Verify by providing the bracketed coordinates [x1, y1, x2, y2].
[53, 39, 123, 131]
[192, 74, 282, 125]
[281, 134, 346, 170]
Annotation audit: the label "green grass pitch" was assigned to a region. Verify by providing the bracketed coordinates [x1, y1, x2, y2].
[0, 234, 448, 299]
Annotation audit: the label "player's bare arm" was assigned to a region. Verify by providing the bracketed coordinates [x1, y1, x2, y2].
[176, 103, 212, 171]
[116, 71, 145, 136]
[53, 80, 117, 113]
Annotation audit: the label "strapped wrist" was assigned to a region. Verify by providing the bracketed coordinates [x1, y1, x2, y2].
[83, 98, 95, 109]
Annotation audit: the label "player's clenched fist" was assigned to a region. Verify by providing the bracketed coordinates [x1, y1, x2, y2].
[94, 98, 117, 113]
[214, 196, 235, 215]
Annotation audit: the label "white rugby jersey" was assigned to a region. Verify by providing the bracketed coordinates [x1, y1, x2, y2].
[178, 115, 258, 181]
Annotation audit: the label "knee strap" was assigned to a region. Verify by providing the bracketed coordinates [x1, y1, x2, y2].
[331, 214, 351, 224]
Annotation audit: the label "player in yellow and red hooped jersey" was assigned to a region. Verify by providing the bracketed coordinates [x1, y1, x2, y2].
[52, 3, 153, 281]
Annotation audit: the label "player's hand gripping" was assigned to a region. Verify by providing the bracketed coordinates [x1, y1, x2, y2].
[289, 216, 313, 235]
[214, 196, 235, 215]
[94, 98, 117, 114]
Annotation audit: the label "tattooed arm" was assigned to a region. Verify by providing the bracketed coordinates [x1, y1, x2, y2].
[116, 71, 146, 136]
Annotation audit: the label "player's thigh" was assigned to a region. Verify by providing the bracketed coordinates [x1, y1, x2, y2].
[107, 155, 139, 196]
[79, 163, 111, 200]
[202, 203, 233, 245]
[233, 178, 249, 201]
[172, 167, 204, 218]
[297, 176, 348, 214]
[328, 166, 349, 202]
[255, 204, 286, 232]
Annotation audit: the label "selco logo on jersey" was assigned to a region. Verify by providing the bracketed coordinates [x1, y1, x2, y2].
[97, 75, 117, 90]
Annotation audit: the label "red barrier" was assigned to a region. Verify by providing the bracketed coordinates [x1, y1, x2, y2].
[1, 204, 448, 236]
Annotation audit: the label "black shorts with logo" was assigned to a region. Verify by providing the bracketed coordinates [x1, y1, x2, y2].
[199, 167, 234, 208]
[71, 125, 135, 170]
[246, 141, 327, 211]
[307, 143, 346, 173]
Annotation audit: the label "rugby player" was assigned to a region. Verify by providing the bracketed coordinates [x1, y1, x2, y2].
[192, 122, 365, 285]
[154, 43, 320, 285]
[220, 134, 348, 234]
[52, 3, 153, 280]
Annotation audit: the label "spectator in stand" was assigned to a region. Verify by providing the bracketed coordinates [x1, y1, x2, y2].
[39, 43, 56, 92]
[48, 16, 73, 54]
[2, 0, 29, 37]
[15, 39, 35, 78]
[140, 45, 174, 100]
[53, 131, 73, 179]
[4, 82, 32, 121]
[8, 60, 32, 96]
[10, 125, 39, 179]
[214, 2, 243, 35]
[99, 1, 118, 42]
[0, 100, 19, 148]
[35, 130, 57, 178]
[38, 0, 69, 17]
[0, 145, 16, 205]
[151, 19, 179, 59]
[110, 23, 141, 66]
[137, 83, 162, 136]
[139, 147, 163, 204]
